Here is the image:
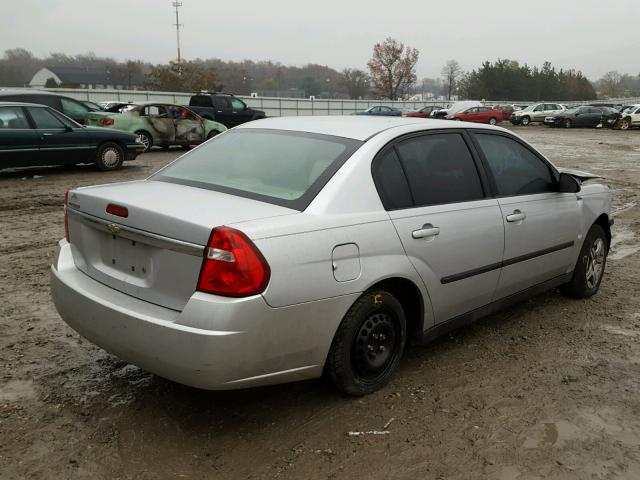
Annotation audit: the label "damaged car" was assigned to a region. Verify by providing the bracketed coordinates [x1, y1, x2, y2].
[85, 102, 227, 152]
[51, 117, 613, 396]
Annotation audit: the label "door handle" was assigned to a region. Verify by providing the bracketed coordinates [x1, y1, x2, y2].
[506, 210, 526, 222]
[42, 132, 54, 136]
[412, 223, 440, 239]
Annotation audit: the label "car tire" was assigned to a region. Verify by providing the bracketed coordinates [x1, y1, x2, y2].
[180, 145, 192, 151]
[560, 224, 608, 298]
[488, 117, 498, 125]
[564, 119, 572, 129]
[325, 290, 406, 396]
[206, 130, 220, 140]
[134, 130, 153, 152]
[521, 116, 530, 126]
[95, 142, 124, 171]
[619, 118, 631, 130]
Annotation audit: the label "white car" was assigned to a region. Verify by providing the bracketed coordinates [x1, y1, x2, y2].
[510, 103, 566, 126]
[51, 116, 612, 395]
[617, 104, 640, 130]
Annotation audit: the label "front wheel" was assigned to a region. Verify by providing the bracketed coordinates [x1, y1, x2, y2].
[95, 142, 124, 171]
[561, 224, 608, 298]
[619, 118, 631, 130]
[325, 290, 406, 396]
[520, 116, 530, 126]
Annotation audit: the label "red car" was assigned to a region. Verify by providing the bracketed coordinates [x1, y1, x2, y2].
[446, 106, 502, 125]
[402, 105, 443, 118]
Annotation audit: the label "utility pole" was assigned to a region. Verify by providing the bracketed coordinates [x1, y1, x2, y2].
[172, 1, 183, 73]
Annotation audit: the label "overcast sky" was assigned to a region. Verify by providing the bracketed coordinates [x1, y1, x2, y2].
[2, 0, 639, 80]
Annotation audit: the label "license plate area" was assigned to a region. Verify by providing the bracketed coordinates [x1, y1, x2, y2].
[101, 232, 153, 279]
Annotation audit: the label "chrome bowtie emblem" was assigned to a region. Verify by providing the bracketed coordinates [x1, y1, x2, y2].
[106, 223, 121, 235]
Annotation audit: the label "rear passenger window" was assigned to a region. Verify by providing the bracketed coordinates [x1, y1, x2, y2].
[0, 106, 29, 129]
[475, 134, 555, 196]
[372, 148, 413, 210]
[395, 133, 485, 207]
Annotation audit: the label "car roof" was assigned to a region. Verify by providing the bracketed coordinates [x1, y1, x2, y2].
[236, 115, 503, 141]
[0, 101, 47, 108]
[0, 89, 61, 96]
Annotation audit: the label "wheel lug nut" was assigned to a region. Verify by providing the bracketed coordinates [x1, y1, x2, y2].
[367, 345, 374, 352]
[379, 346, 385, 352]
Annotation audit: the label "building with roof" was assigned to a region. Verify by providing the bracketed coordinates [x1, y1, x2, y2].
[29, 66, 145, 90]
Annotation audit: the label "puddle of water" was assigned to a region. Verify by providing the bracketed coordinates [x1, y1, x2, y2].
[0, 379, 36, 402]
[602, 325, 640, 337]
[609, 224, 640, 260]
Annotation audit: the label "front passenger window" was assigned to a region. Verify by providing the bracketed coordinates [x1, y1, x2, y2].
[476, 134, 555, 196]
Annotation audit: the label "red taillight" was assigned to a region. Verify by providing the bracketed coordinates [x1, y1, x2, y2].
[197, 226, 270, 297]
[64, 190, 70, 241]
[106, 204, 128, 217]
[99, 117, 115, 126]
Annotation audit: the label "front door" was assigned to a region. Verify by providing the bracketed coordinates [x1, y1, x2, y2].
[170, 106, 205, 145]
[25, 106, 90, 165]
[374, 131, 505, 324]
[0, 106, 40, 168]
[473, 132, 581, 299]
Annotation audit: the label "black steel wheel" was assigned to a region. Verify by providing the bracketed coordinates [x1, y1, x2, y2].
[326, 290, 406, 396]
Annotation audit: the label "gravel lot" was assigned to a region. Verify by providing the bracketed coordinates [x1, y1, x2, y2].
[1, 125, 639, 480]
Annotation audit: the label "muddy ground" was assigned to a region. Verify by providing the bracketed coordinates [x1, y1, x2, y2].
[1, 126, 639, 480]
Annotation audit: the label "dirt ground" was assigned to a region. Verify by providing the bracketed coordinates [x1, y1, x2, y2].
[1, 125, 640, 480]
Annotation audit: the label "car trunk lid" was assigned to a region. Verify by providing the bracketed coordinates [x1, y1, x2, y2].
[66, 180, 297, 310]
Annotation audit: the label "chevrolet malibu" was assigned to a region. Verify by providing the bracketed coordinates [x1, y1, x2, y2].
[51, 117, 612, 396]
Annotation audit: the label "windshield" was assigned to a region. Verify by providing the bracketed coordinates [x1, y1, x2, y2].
[152, 129, 362, 210]
[521, 105, 537, 112]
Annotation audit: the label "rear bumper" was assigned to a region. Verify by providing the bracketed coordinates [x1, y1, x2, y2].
[51, 240, 357, 389]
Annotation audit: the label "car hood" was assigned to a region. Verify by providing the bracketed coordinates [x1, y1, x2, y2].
[82, 126, 139, 140]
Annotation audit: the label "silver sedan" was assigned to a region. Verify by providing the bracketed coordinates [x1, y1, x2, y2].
[51, 116, 612, 395]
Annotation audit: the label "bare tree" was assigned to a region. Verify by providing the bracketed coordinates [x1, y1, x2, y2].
[598, 71, 624, 98]
[367, 38, 419, 99]
[340, 68, 370, 99]
[441, 60, 463, 100]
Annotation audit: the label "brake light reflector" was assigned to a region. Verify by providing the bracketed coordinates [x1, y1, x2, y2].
[106, 204, 128, 217]
[64, 190, 70, 241]
[99, 117, 115, 126]
[197, 226, 270, 297]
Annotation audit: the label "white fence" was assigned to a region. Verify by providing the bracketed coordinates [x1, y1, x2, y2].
[5, 87, 640, 117]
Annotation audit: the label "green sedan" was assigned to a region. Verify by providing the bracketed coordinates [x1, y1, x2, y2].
[85, 102, 227, 152]
[0, 102, 145, 171]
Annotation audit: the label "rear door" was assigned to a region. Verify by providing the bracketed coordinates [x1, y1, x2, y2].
[377, 131, 505, 323]
[212, 96, 234, 126]
[25, 106, 90, 165]
[142, 105, 175, 145]
[472, 132, 581, 299]
[0, 106, 40, 168]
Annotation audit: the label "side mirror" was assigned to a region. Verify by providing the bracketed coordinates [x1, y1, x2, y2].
[558, 172, 581, 193]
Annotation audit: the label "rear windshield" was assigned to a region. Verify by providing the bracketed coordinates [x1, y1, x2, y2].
[152, 129, 362, 210]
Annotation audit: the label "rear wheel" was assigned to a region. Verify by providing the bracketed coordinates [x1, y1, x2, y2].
[134, 130, 153, 152]
[488, 117, 498, 125]
[325, 290, 406, 396]
[521, 116, 531, 126]
[207, 130, 221, 140]
[95, 142, 124, 171]
[564, 119, 572, 128]
[561, 224, 608, 298]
